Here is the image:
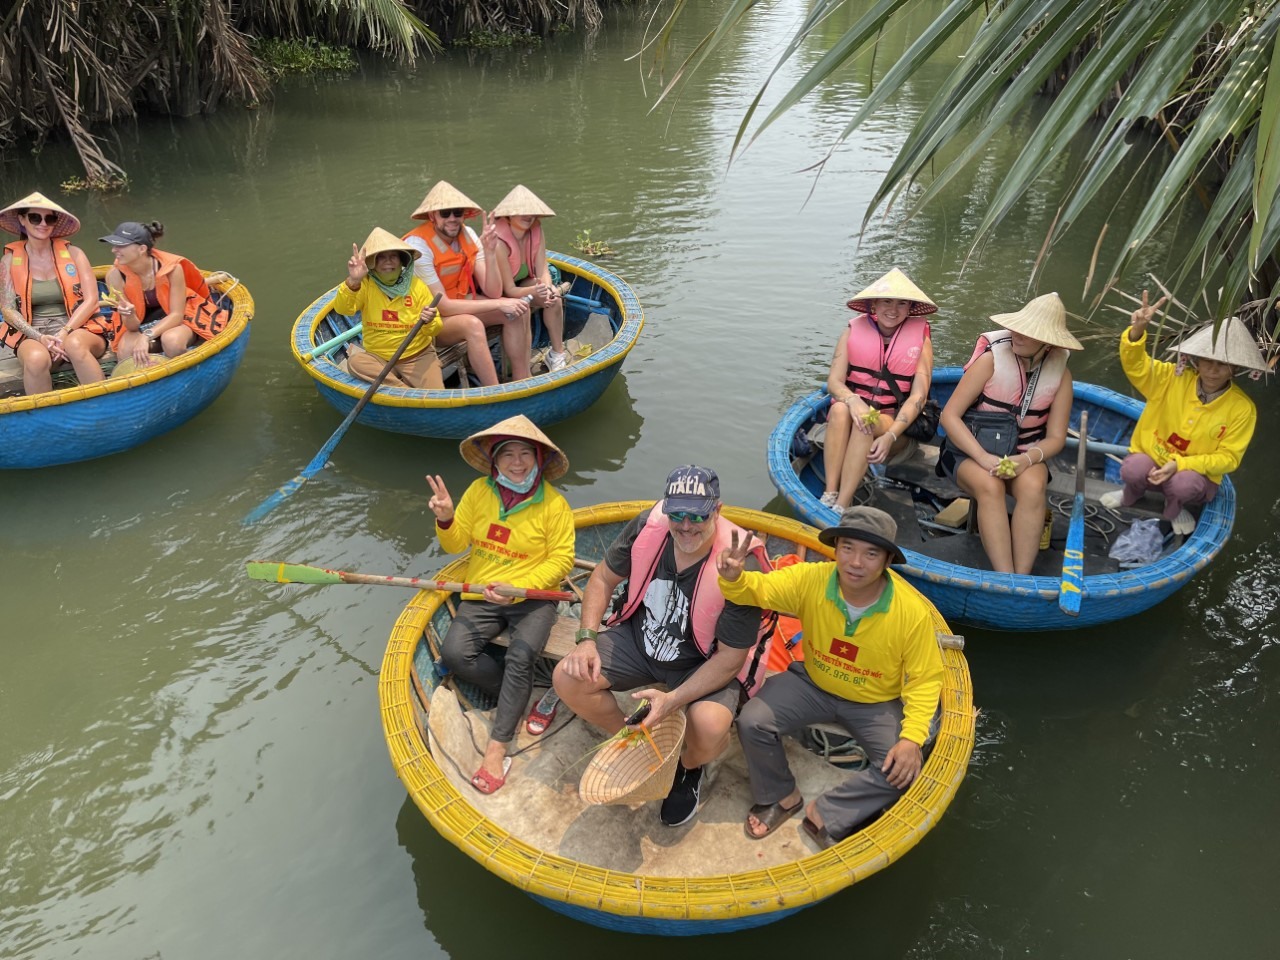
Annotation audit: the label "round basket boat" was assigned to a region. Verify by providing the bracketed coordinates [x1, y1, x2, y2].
[0, 266, 253, 469]
[291, 252, 642, 439]
[768, 368, 1235, 631]
[380, 502, 975, 934]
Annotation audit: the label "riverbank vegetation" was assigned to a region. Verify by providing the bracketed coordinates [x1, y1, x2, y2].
[652, 0, 1280, 323]
[1, 0, 610, 188]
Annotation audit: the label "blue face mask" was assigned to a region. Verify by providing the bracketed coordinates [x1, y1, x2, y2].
[496, 470, 538, 494]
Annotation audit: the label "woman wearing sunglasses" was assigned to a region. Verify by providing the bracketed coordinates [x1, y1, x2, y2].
[100, 220, 229, 367]
[489, 185, 570, 372]
[0, 191, 104, 395]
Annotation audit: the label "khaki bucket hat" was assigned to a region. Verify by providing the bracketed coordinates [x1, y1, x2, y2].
[0, 191, 81, 239]
[360, 227, 420, 269]
[990, 292, 1082, 350]
[818, 505, 906, 565]
[847, 268, 938, 316]
[1176, 316, 1269, 373]
[491, 185, 556, 219]
[459, 414, 569, 481]
[411, 181, 482, 221]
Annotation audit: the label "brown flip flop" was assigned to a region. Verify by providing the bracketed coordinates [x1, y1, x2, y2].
[801, 815, 836, 850]
[744, 799, 803, 840]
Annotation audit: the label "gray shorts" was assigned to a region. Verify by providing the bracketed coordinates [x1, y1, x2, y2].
[594, 618, 743, 715]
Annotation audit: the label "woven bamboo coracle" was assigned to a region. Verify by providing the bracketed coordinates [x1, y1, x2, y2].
[579, 710, 686, 805]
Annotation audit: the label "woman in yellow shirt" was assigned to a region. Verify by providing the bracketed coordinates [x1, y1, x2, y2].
[426, 415, 575, 794]
[334, 227, 442, 389]
[1103, 291, 1265, 534]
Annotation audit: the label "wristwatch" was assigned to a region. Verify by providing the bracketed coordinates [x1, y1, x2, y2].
[574, 627, 598, 644]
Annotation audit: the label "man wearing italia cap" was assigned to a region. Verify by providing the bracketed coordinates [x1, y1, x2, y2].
[555, 466, 773, 826]
[717, 505, 944, 848]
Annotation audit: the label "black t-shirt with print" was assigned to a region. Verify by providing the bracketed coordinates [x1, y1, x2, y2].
[604, 509, 761, 670]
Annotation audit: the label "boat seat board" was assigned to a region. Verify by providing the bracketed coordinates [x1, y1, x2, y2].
[427, 684, 853, 876]
[488, 615, 579, 662]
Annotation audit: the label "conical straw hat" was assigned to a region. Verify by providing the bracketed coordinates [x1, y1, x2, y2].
[1175, 316, 1269, 372]
[360, 227, 420, 268]
[411, 181, 482, 221]
[0, 191, 81, 239]
[459, 414, 569, 480]
[990, 292, 1082, 350]
[491, 185, 555, 219]
[846, 267, 937, 316]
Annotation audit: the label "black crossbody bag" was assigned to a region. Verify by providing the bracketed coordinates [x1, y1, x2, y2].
[953, 362, 1044, 458]
[879, 362, 940, 442]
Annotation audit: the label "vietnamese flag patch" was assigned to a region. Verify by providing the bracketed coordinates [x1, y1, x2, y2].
[382, 309, 398, 325]
[487, 523, 511, 544]
[829, 638, 860, 662]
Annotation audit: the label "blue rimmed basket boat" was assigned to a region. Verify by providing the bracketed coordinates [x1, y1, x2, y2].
[0, 268, 253, 469]
[380, 502, 974, 934]
[768, 367, 1235, 632]
[291, 253, 642, 439]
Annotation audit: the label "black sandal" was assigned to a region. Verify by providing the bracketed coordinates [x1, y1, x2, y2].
[744, 799, 803, 840]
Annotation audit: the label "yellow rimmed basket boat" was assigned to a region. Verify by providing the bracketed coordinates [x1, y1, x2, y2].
[380, 502, 975, 934]
[0, 266, 253, 469]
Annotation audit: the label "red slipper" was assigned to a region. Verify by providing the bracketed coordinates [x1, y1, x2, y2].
[525, 690, 559, 736]
[470, 756, 513, 795]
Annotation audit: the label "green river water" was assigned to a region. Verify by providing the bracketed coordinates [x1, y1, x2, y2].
[2, 3, 1278, 957]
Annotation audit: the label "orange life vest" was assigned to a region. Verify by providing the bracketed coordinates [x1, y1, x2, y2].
[119, 249, 226, 341]
[1, 239, 88, 348]
[404, 223, 477, 300]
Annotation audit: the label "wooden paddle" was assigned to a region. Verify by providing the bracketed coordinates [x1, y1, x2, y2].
[245, 560, 574, 601]
[243, 292, 443, 525]
[1059, 410, 1088, 616]
[303, 322, 363, 362]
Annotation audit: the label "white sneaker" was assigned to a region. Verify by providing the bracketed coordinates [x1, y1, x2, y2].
[1099, 490, 1124, 509]
[1171, 510, 1196, 535]
[546, 349, 569, 372]
[819, 491, 840, 508]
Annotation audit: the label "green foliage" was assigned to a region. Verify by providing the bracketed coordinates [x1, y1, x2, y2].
[454, 29, 543, 49]
[651, 0, 1280, 321]
[253, 38, 358, 79]
[59, 174, 129, 195]
[573, 230, 615, 257]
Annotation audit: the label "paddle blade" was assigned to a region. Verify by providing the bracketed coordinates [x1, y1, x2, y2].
[246, 561, 344, 585]
[1058, 492, 1086, 616]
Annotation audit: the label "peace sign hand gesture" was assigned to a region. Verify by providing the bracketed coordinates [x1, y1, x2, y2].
[425, 475, 454, 523]
[346, 243, 367, 290]
[479, 211, 499, 253]
[715, 529, 754, 582]
[1128, 289, 1168, 339]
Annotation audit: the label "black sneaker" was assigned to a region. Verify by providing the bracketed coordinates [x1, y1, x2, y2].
[660, 762, 705, 826]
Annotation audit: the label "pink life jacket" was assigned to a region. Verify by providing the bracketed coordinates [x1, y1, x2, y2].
[608, 504, 775, 698]
[966, 329, 1068, 450]
[492, 218, 543, 282]
[844, 313, 930, 416]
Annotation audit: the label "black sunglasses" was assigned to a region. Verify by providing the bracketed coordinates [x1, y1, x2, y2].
[437, 208, 467, 219]
[25, 212, 59, 226]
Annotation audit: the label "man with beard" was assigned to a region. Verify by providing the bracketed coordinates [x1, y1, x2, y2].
[403, 180, 533, 385]
[554, 466, 772, 827]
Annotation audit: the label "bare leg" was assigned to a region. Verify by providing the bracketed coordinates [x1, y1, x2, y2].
[553, 662, 625, 735]
[437, 313, 499, 386]
[957, 459, 1014, 573]
[160, 326, 197, 357]
[1008, 464, 1048, 574]
[837, 428, 875, 507]
[542, 299, 565, 353]
[823, 402, 853, 495]
[681, 701, 733, 768]
[17, 338, 53, 395]
[61, 330, 107, 384]
[498, 314, 532, 381]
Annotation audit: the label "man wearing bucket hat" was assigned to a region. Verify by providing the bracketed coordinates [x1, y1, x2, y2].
[938, 292, 1081, 574]
[821, 267, 938, 510]
[490, 185, 570, 372]
[1099, 290, 1264, 534]
[717, 506, 943, 848]
[426, 415, 575, 794]
[403, 181, 535, 386]
[554, 466, 775, 827]
[0, 190, 106, 394]
[333, 227, 443, 389]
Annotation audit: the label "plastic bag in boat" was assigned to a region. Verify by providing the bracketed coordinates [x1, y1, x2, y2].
[1108, 518, 1163, 565]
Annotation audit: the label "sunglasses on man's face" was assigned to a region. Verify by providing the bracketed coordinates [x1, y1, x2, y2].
[668, 512, 709, 525]
[25, 212, 59, 226]
[437, 209, 467, 219]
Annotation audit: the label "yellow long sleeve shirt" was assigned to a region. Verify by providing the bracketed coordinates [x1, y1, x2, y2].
[719, 564, 943, 745]
[435, 477, 575, 598]
[332, 275, 442, 361]
[1119, 330, 1256, 483]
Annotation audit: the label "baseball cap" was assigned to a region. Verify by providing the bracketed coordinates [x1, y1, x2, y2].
[661, 465, 720, 516]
